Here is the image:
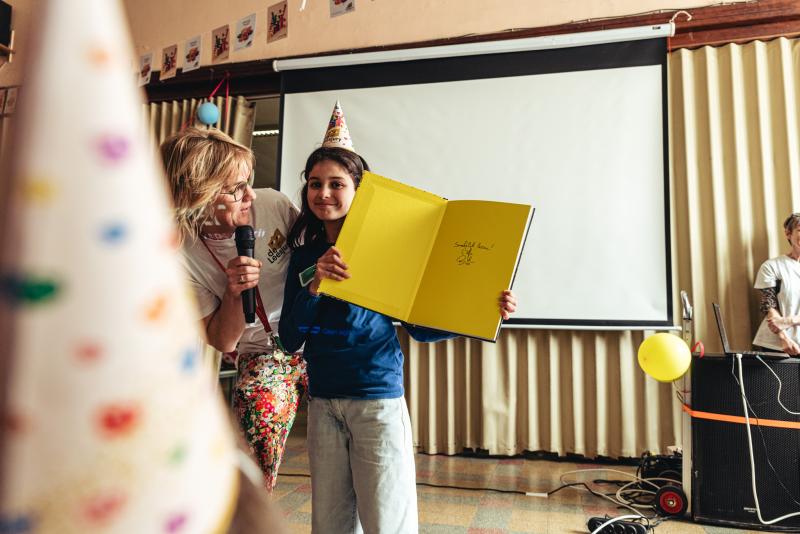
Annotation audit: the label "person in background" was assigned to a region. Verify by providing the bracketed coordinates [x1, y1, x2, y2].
[753, 212, 800, 355]
[161, 127, 306, 490]
[279, 102, 518, 533]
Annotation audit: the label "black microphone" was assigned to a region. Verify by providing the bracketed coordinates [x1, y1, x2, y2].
[235, 225, 256, 324]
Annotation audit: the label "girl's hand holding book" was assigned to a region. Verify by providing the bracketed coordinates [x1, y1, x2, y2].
[499, 290, 517, 320]
[309, 246, 350, 296]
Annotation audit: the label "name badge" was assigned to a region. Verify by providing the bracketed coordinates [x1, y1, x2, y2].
[299, 264, 316, 287]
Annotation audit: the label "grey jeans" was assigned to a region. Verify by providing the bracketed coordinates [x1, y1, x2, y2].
[308, 396, 418, 534]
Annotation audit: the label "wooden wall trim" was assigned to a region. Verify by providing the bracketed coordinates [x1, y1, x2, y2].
[145, 0, 800, 102]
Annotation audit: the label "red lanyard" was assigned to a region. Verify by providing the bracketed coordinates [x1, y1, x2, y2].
[200, 238, 272, 333]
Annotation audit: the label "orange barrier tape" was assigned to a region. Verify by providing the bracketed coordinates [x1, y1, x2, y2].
[682, 404, 800, 430]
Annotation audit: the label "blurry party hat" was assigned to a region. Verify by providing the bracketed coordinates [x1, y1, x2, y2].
[321, 100, 354, 151]
[0, 0, 239, 532]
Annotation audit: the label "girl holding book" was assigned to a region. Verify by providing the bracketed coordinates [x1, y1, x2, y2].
[278, 102, 517, 533]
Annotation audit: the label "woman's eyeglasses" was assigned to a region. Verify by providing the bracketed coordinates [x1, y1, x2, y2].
[222, 182, 249, 202]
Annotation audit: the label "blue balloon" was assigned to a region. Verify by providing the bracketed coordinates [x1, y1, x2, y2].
[197, 102, 220, 125]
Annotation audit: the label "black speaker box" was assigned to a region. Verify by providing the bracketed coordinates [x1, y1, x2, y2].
[0, 1, 10, 48]
[692, 356, 800, 531]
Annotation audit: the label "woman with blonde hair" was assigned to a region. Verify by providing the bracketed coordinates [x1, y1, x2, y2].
[161, 127, 305, 491]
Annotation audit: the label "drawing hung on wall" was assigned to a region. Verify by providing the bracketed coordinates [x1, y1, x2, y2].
[160, 44, 178, 80]
[268, 1, 288, 42]
[211, 25, 230, 63]
[183, 35, 202, 72]
[137, 53, 152, 86]
[235, 13, 256, 50]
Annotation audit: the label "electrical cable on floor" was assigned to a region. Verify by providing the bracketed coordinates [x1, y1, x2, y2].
[281, 473, 639, 500]
[281, 472, 529, 494]
[416, 482, 525, 494]
[556, 469, 654, 528]
[616, 480, 659, 509]
[545, 481, 624, 501]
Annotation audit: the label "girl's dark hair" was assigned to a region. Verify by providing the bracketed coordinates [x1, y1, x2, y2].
[287, 146, 369, 249]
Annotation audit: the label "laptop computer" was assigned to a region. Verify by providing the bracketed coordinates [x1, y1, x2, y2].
[712, 303, 790, 360]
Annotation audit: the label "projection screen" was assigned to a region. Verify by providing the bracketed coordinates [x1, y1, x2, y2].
[277, 36, 672, 329]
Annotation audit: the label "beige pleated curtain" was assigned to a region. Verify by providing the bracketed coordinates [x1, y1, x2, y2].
[671, 38, 800, 354]
[142, 95, 256, 149]
[402, 36, 800, 459]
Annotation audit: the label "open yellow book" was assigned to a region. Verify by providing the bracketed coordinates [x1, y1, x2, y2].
[319, 171, 533, 341]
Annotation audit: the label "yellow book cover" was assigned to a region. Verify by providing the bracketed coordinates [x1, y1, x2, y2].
[319, 171, 533, 341]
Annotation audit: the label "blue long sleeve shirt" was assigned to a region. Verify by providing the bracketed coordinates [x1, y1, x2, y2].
[279, 239, 455, 399]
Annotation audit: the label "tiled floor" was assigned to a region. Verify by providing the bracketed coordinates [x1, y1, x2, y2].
[273, 416, 767, 533]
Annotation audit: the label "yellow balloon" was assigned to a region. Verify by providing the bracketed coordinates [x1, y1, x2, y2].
[637, 333, 691, 382]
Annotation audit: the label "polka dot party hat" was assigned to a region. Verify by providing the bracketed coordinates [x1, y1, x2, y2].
[0, 1, 239, 532]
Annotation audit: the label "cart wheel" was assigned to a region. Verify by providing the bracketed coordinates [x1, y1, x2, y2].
[655, 485, 687, 517]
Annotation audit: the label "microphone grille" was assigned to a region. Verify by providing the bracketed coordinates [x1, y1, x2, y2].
[235, 225, 255, 242]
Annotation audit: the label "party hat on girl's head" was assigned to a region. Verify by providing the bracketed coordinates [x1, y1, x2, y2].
[322, 100, 354, 150]
[0, 0, 239, 532]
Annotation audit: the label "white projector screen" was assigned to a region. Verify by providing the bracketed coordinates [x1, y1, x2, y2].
[278, 39, 672, 328]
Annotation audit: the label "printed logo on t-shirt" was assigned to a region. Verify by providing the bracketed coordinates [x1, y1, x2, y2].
[268, 229, 285, 250]
[267, 229, 289, 264]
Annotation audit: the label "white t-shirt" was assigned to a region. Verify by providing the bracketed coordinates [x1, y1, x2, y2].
[752, 254, 800, 350]
[181, 188, 299, 354]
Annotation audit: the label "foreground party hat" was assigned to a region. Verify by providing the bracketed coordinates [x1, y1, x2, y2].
[321, 100, 354, 150]
[0, 0, 239, 532]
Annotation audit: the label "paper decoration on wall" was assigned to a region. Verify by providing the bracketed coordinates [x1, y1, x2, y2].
[0, 0, 239, 531]
[268, 1, 288, 43]
[235, 13, 256, 50]
[3, 86, 18, 114]
[330, 0, 355, 17]
[212, 24, 230, 63]
[160, 44, 178, 80]
[138, 52, 153, 86]
[183, 35, 202, 73]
